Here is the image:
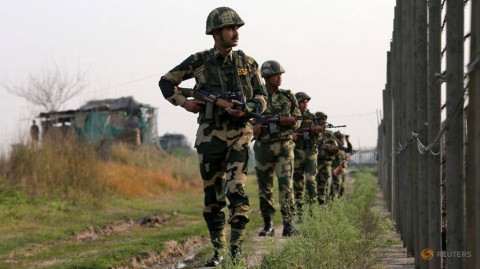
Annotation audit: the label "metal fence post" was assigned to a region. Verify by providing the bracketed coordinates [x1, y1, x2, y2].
[427, 0, 442, 268]
[415, 1, 428, 268]
[445, 0, 465, 268]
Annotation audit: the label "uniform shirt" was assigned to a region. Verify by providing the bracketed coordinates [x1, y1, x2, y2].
[293, 109, 321, 149]
[334, 140, 353, 168]
[318, 130, 339, 160]
[256, 89, 301, 142]
[159, 48, 267, 118]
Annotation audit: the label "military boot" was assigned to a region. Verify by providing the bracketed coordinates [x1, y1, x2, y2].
[204, 250, 223, 267]
[282, 220, 297, 237]
[229, 245, 242, 265]
[258, 215, 274, 236]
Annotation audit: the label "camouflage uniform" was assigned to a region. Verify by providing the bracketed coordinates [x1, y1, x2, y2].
[292, 94, 320, 213]
[315, 112, 338, 205]
[158, 7, 267, 261]
[331, 132, 353, 198]
[254, 61, 301, 236]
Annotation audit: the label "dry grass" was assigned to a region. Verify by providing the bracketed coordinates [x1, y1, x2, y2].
[3, 139, 105, 204]
[101, 162, 202, 198]
[0, 139, 202, 205]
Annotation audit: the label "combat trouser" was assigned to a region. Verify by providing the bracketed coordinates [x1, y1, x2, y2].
[254, 139, 295, 222]
[293, 147, 318, 214]
[330, 169, 342, 199]
[339, 168, 347, 197]
[316, 159, 332, 205]
[196, 121, 252, 251]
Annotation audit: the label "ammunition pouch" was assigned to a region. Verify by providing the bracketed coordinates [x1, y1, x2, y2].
[267, 122, 280, 135]
[318, 146, 335, 160]
[302, 130, 310, 141]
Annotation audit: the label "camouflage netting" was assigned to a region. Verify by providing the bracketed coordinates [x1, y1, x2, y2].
[38, 96, 158, 146]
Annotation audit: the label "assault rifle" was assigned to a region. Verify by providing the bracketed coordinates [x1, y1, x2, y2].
[333, 155, 351, 176]
[318, 144, 339, 153]
[181, 87, 263, 119]
[333, 151, 356, 176]
[293, 125, 324, 140]
[251, 114, 320, 125]
[251, 115, 317, 134]
[325, 123, 347, 129]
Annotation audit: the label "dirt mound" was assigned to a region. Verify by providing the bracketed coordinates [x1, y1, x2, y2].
[112, 236, 209, 269]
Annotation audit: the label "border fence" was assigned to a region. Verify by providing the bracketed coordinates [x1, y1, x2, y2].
[376, 0, 479, 269]
[349, 146, 377, 166]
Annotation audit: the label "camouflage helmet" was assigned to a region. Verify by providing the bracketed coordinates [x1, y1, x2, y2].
[315, 111, 328, 121]
[334, 130, 343, 139]
[295, 92, 311, 102]
[206, 7, 245, 35]
[261, 60, 285, 78]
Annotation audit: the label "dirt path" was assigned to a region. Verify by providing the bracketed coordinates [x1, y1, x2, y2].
[159, 224, 288, 269]
[243, 224, 288, 268]
[373, 191, 415, 269]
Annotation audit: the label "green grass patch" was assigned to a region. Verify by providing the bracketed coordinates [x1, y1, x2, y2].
[259, 167, 392, 269]
[0, 188, 206, 268]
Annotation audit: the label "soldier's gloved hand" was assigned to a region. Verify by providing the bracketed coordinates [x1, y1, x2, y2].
[253, 124, 264, 135]
[226, 100, 246, 118]
[182, 99, 204, 114]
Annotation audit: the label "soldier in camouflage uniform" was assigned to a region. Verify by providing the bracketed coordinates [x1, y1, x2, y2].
[158, 7, 267, 266]
[315, 112, 339, 205]
[253, 60, 301, 237]
[292, 92, 323, 217]
[331, 131, 353, 198]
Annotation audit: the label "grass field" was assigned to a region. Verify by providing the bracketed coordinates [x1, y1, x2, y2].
[0, 142, 388, 268]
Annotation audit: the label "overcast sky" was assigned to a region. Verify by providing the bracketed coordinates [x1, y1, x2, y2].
[0, 0, 396, 153]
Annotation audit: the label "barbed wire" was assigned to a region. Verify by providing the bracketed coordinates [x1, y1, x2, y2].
[393, 78, 468, 156]
[467, 53, 480, 74]
[390, 0, 471, 157]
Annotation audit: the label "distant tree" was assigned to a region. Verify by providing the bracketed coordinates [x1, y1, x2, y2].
[2, 60, 88, 112]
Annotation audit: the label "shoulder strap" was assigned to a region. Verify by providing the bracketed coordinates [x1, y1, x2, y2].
[280, 89, 300, 114]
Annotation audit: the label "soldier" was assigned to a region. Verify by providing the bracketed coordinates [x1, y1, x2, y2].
[315, 112, 339, 205]
[30, 120, 40, 146]
[292, 92, 323, 218]
[253, 60, 301, 237]
[158, 7, 267, 266]
[330, 131, 353, 199]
